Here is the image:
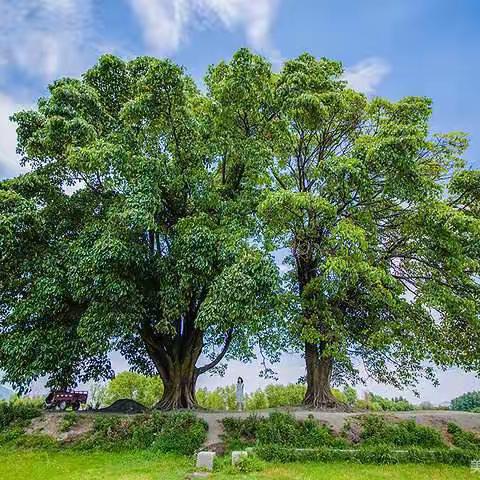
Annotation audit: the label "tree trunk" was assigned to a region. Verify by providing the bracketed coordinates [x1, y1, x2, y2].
[303, 342, 339, 409]
[155, 369, 198, 410]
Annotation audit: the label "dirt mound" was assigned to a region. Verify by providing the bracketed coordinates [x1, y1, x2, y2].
[99, 399, 147, 414]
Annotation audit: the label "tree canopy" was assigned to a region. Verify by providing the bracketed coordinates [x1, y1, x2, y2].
[1, 49, 480, 409]
[0, 54, 282, 408]
[208, 50, 480, 407]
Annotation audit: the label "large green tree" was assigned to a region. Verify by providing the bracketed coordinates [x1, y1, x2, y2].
[209, 50, 480, 408]
[0, 54, 281, 409]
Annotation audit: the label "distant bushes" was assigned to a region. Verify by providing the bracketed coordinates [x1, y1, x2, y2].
[196, 383, 416, 412]
[450, 391, 480, 412]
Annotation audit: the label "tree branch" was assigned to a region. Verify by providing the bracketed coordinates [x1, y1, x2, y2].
[195, 328, 234, 375]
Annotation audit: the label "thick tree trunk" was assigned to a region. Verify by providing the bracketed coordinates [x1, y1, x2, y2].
[303, 342, 339, 409]
[155, 368, 198, 410]
[142, 322, 234, 410]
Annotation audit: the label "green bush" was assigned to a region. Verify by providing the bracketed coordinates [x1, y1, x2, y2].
[222, 412, 346, 449]
[76, 412, 207, 455]
[0, 398, 42, 429]
[256, 445, 475, 466]
[447, 423, 480, 451]
[358, 415, 444, 448]
[233, 455, 264, 473]
[59, 412, 78, 433]
[257, 412, 345, 448]
[14, 433, 58, 450]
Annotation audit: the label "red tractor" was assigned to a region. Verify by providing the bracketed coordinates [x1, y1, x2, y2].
[45, 390, 88, 411]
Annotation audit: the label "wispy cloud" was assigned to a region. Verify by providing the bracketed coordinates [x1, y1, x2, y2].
[0, 94, 29, 178]
[343, 57, 390, 95]
[0, 0, 93, 80]
[127, 0, 281, 61]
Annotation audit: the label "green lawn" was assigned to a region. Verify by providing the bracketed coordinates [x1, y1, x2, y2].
[0, 449, 474, 480]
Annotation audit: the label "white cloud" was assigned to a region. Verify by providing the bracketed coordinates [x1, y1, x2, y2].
[0, 0, 93, 80]
[127, 0, 281, 60]
[0, 94, 30, 178]
[342, 58, 390, 95]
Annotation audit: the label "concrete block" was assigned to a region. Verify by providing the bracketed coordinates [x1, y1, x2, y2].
[245, 447, 255, 456]
[231, 450, 248, 465]
[196, 451, 215, 471]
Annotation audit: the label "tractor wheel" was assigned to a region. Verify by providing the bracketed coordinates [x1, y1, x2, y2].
[59, 401, 67, 411]
[72, 402, 80, 411]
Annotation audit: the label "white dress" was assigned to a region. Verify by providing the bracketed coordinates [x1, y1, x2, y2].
[236, 382, 245, 403]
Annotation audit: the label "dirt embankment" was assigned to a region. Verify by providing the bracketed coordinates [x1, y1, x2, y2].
[27, 409, 480, 445]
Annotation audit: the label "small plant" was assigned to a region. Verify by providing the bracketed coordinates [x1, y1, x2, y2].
[59, 412, 78, 432]
[234, 455, 264, 473]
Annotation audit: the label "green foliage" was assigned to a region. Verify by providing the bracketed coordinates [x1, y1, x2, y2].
[103, 372, 163, 408]
[222, 412, 345, 449]
[357, 415, 444, 448]
[59, 412, 78, 433]
[13, 433, 58, 450]
[76, 412, 207, 455]
[450, 391, 480, 412]
[233, 455, 265, 473]
[364, 394, 415, 412]
[245, 389, 269, 410]
[196, 385, 237, 411]
[447, 423, 480, 451]
[263, 384, 305, 408]
[256, 444, 475, 466]
[0, 398, 42, 429]
[211, 50, 480, 397]
[0, 51, 283, 405]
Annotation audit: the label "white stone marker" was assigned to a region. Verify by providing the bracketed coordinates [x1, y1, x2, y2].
[231, 450, 248, 465]
[196, 451, 215, 471]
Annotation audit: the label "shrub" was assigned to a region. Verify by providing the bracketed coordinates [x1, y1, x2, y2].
[14, 433, 58, 450]
[76, 412, 207, 455]
[256, 445, 475, 466]
[222, 412, 346, 449]
[233, 455, 264, 473]
[358, 415, 445, 448]
[59, 412, 78, 432]
[447, 423, 480, 451]
[0, 398, 42, 429]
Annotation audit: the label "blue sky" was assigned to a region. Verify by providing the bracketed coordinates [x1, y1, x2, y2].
[1, 0, 480, 402]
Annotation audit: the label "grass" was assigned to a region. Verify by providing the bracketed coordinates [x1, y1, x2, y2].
[0, 449, 476, 479]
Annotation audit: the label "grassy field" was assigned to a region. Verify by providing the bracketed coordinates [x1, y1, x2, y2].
[0, 449, 475, 480]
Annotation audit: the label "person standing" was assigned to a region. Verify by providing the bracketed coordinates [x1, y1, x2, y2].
[236, 377, 245, 411]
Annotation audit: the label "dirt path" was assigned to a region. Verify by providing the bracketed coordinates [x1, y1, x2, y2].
[196, 409, 480, 446]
